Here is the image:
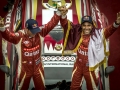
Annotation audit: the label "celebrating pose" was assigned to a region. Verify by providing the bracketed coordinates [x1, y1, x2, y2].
[58, 5, 120, 90]
[0, 10, 61, 90]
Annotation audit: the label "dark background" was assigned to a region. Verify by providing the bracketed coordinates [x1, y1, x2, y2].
[0, 0, 120, 90]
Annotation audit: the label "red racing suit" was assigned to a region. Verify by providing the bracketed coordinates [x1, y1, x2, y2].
[60, 16, 119, 90]
[0, 13, 60, 90]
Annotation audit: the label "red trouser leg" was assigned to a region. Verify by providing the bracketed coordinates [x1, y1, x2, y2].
[84, 70, 98, 90]
[18, 63, 45, 90]
[70, 62, 83, 90]
[18, 70, 31, 90]
[70, 61, 98, 90]
[33, 64, 45, 90]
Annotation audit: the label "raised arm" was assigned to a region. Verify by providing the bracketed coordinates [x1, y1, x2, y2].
[0, 16, 22, 44]
[39, 11, 61, 37]
[58, 5, 69, 31]
[104, 12, 120, 39]
[58, 5, 81, 36]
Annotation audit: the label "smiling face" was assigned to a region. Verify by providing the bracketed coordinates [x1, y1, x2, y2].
[81, 22, 93, 35]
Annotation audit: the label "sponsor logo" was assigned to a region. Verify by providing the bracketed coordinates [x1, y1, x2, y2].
[43, 62, 74, 67]
[83, 16, 89, 20]
[42, 56, 76, 61]
[54, 44, 62, 51]
[15, 33, 19, 36]
[78, 48, 88, 56]
[24, 50, 39, 56]
[42, 56, 76, 67]
[32, 24, 37, 28]
[23, 41, 29, 44]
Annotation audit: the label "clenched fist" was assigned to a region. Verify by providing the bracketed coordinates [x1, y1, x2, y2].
[0, 16, 4, 27]
[58, 5, 68, 16]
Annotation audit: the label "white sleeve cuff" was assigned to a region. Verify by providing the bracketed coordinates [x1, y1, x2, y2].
[61, 15, 67, 19]
[113, 22, 119, 28]
[0, 27, 5, 32]
[56, 11, 61, 16]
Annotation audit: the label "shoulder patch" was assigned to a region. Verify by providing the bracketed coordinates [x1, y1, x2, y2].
[19, 29, 25, 34]
[15, 33, 19, 36]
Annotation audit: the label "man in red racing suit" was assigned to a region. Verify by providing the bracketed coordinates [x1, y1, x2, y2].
[58, 6, 120, 90]
[0, 11, 61, 90]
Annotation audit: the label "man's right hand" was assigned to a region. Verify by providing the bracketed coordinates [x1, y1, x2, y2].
[0, 16, 4, 27]
[58, 5, 68, 16]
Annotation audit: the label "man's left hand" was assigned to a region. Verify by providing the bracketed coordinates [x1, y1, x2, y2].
[116, 12, 120, 24]
[58, 5, 68, 16]
[0, 16, 4, 27]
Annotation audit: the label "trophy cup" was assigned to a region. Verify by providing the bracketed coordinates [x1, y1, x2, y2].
[42, 0, 72, 11]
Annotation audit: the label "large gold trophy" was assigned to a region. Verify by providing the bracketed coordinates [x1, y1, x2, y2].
[42, 0, 72, 10]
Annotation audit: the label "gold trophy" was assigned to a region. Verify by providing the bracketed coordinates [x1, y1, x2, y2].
[42, 0, 72, 10]
[48, 0, 66, 9]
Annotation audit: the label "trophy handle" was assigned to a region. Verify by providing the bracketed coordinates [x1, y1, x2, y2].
[42, 0, 57, 9]
[67, 0, 72, 9]
[42, 0, 49, 9]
